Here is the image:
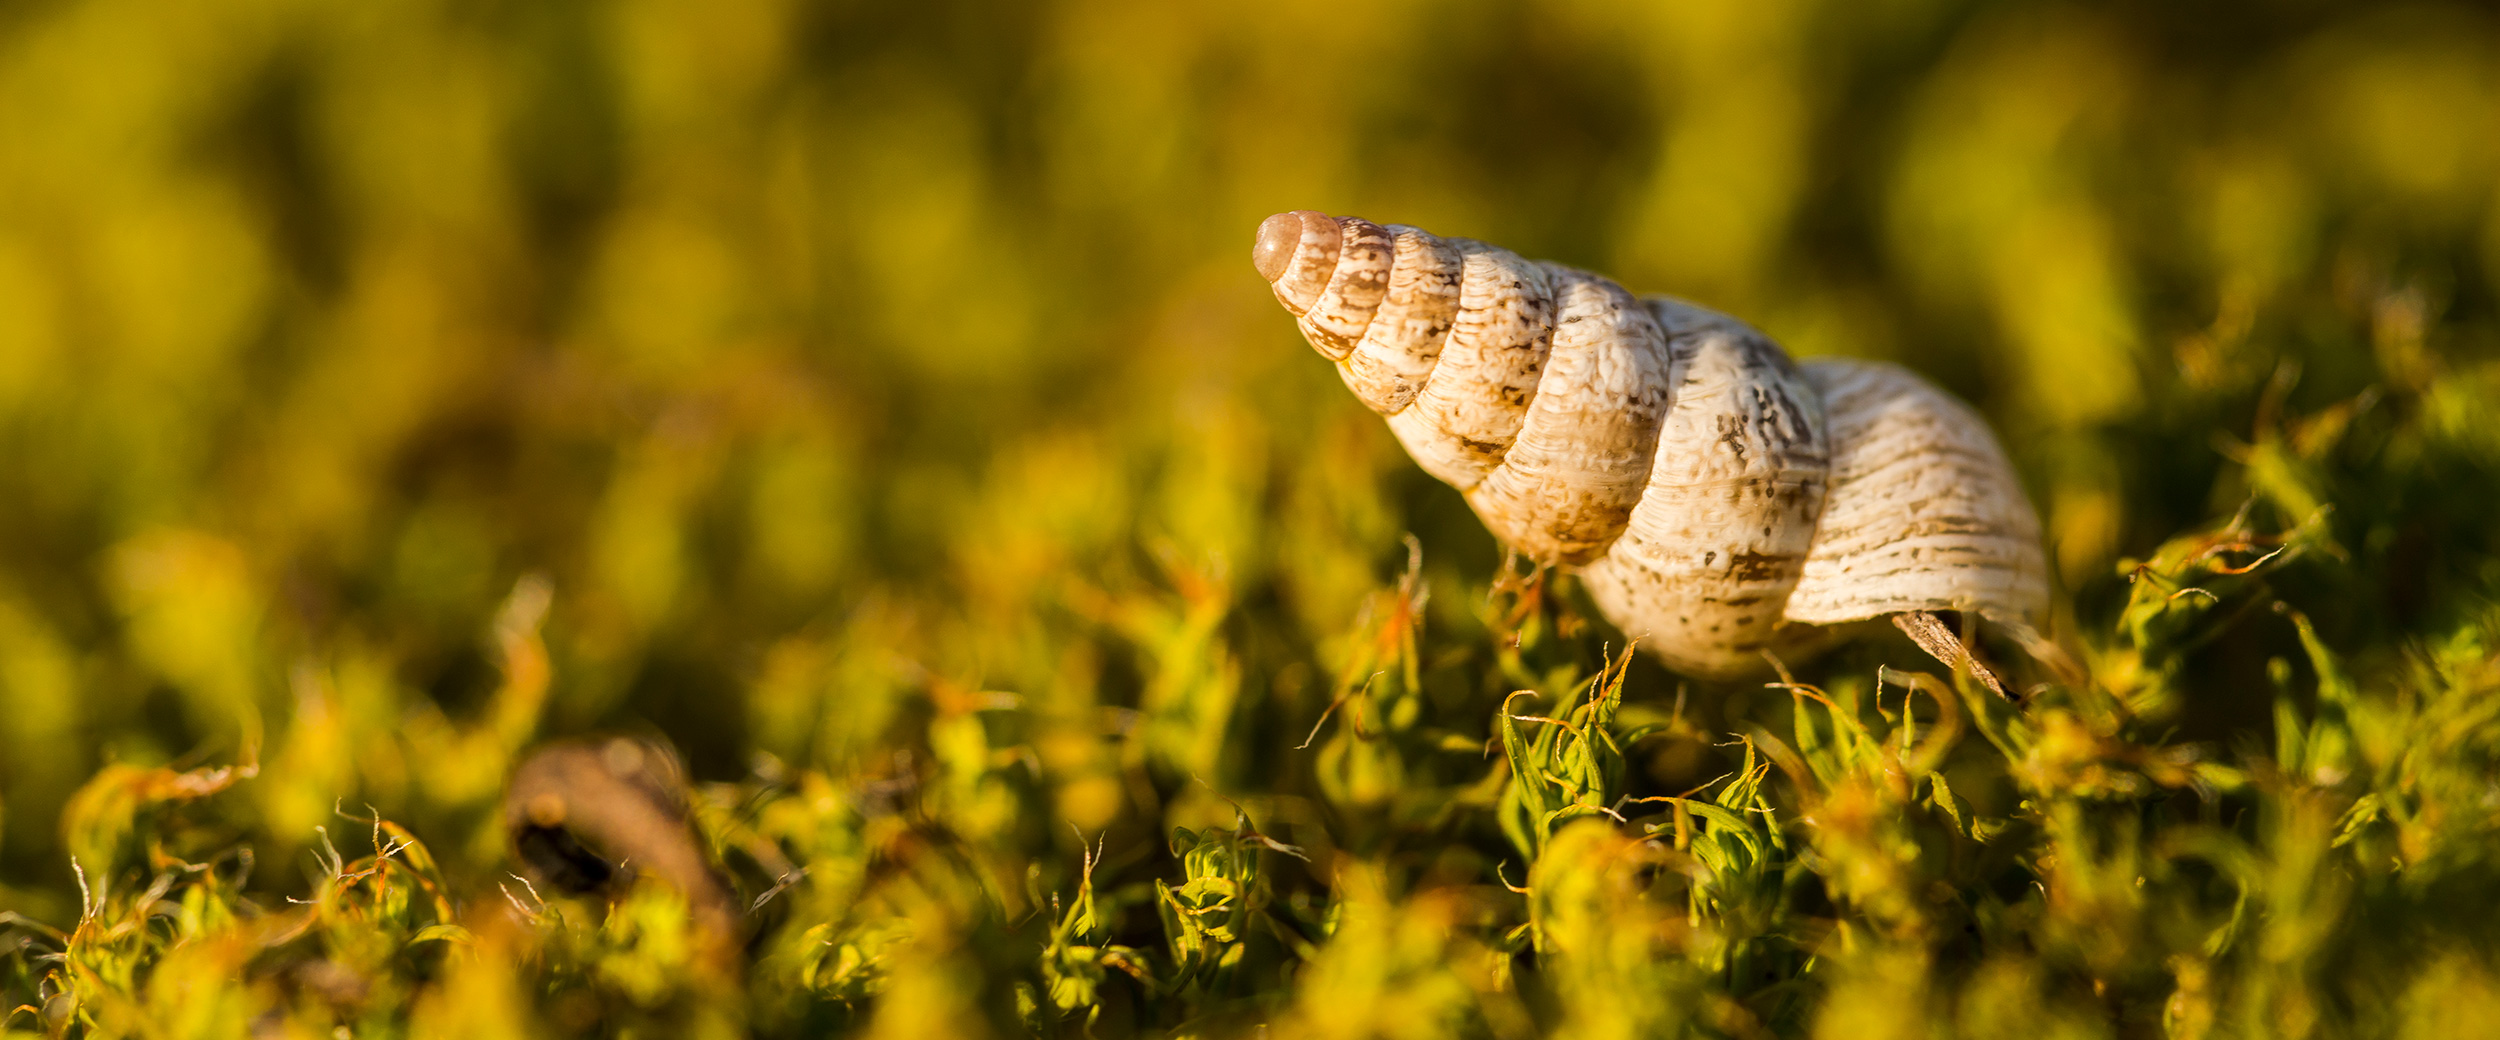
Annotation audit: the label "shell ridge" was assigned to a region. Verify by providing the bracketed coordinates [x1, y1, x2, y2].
[1297, 217, 1396, 359]
[1337, 225, 1463, 415]
[1461, 264, 1674, 564]
[1393, 240, 1558, 490]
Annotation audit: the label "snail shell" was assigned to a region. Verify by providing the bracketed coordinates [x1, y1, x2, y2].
[1254, 211, 2048, 679]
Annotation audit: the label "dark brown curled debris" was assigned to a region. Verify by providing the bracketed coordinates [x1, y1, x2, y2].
[503, 736, 741, 960]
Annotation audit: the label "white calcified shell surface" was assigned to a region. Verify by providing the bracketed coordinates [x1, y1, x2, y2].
[1254, 210, 2049, 678]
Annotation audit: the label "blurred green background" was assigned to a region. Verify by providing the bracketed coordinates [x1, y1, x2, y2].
[2, 0, 2498, 1013]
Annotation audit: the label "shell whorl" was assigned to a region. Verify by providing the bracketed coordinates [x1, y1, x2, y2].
[1257, 212, 2049, 678]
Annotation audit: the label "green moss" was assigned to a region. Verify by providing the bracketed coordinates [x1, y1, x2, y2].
[5, 0, 2500, 1036]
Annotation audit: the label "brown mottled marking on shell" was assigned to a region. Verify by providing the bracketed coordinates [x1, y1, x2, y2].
[1337, 225, 1463, 415]
[1269, 212, 1343, 315]
[1387, 241, 1556, 490]
[1296, 218, 1396, 360]
[1576, 298, 1831, 678]
[1463, 266, 1675, 565]
[1783, 358, 2048, 626]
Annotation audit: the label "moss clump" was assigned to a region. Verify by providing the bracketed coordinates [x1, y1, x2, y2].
[5, 0, 2500, 1036]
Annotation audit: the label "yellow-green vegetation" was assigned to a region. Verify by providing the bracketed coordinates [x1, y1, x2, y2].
[4, 0, 2500, 1037]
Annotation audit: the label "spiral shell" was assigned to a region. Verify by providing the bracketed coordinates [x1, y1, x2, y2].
[1254, 210, 2048, 678]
